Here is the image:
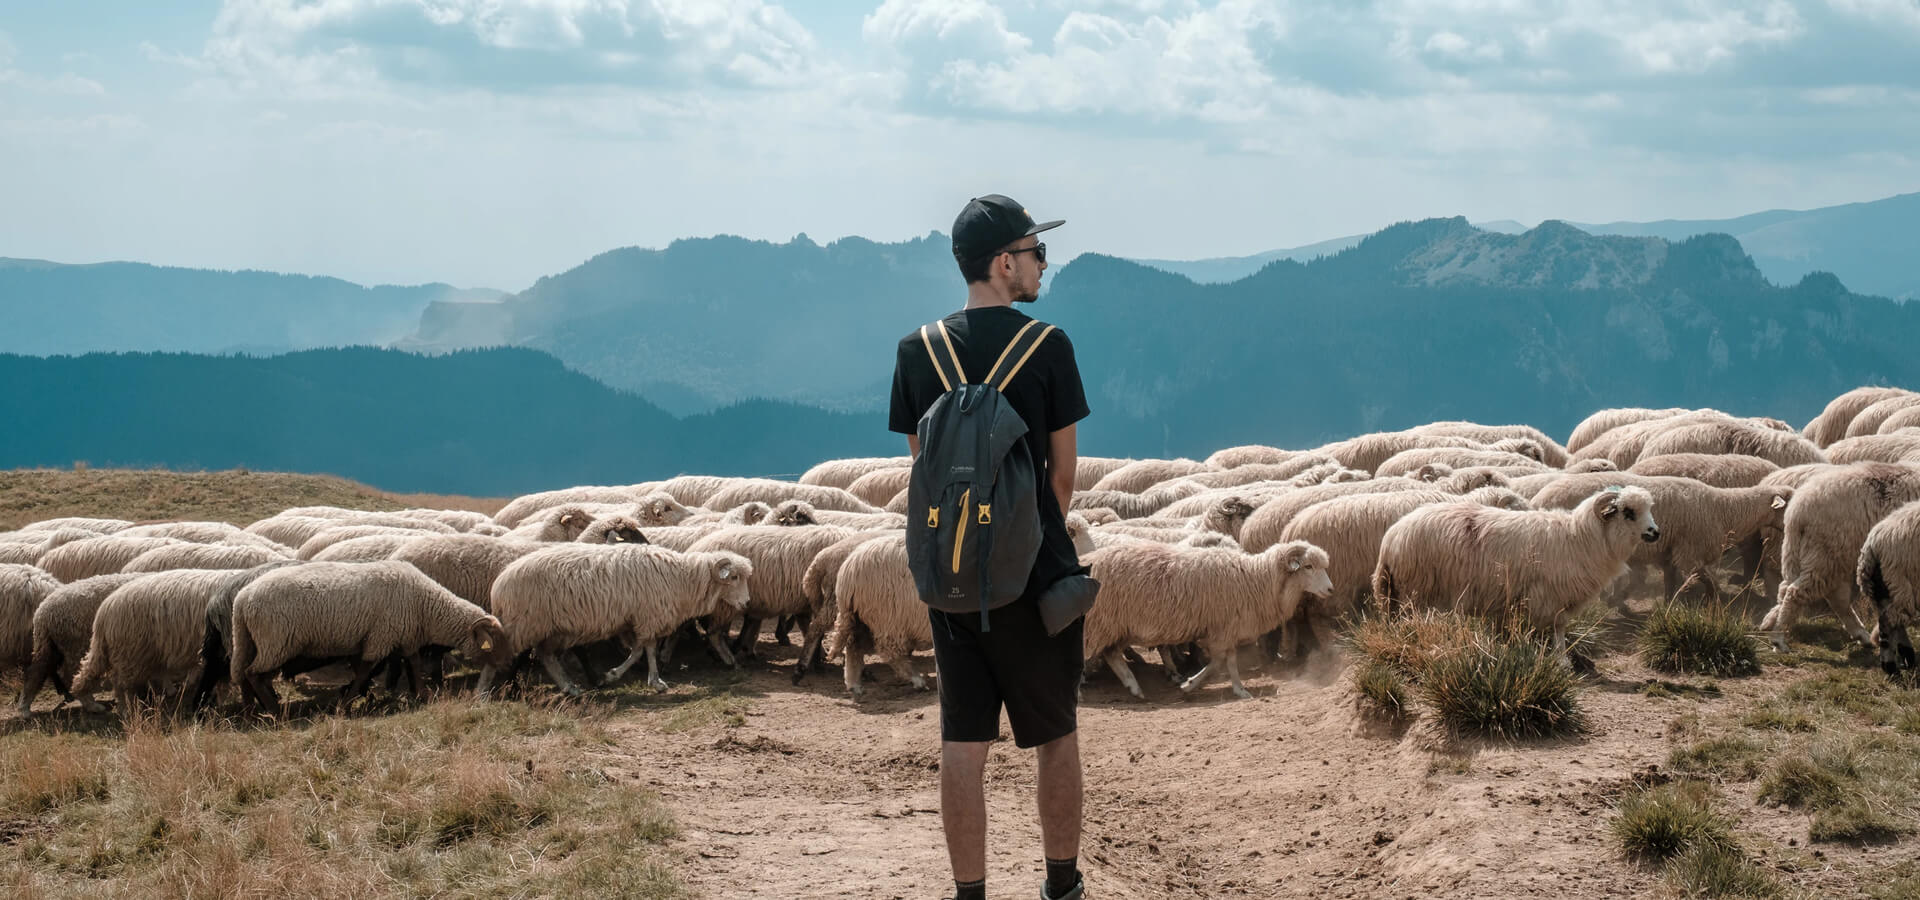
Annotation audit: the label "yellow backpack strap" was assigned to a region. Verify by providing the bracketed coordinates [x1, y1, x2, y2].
[984, 321, 1057, 391]
[919, 323, 960, 391]
[935, 320, 970, 385]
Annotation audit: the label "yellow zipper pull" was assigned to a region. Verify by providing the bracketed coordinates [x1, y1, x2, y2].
[926, 507, 940, 529]
[977, 504, 991, 525]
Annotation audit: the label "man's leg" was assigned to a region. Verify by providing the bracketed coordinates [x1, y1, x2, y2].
[1036, 730, 1083, 891]
[941, 740, 992, 884]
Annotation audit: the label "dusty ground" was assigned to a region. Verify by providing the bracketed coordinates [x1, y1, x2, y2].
[593, 627, 1917, 900]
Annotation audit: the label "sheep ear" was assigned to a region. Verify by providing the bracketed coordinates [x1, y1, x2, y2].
[716, 559, 735, 580]
[1286, 556, 1301, 572]
[1599, 497, 1619, 519]
[1771, 495, 1788, 510]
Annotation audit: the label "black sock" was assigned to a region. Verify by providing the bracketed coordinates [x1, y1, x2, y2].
[953, 877, 985, 900]
[1045, 857, 1080, 896]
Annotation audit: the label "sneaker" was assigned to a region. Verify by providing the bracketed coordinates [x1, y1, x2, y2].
[1040, 875, 1083, 900]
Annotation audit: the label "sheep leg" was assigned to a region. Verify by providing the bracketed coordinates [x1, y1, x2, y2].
[339, 657, 380, 710]
[644, 642, 668, 692]
[1154, 647, 1184, 685]
[1224, 650, 1252, 700]
[1103, 650, 1145, 699]
[730, 616, 763, 660]
[1734, 534, 1767, 596]
[843, 647, 866, 699]
[1758, 583, 1800, 652]
[708, 628, 739, 669]
[604, 634, 651, 685]
[772, 614, 797, 646]
[475, 665, 498, 699]
[17, 650, 59, 717]
[1180, 655, 1217, 694]
[1822, 585, 1873, 646]
[403, 651, 426, 700]
[537, 651, 585, 697]
[885, 653, 927, 691]
[572, 646, 605, 688]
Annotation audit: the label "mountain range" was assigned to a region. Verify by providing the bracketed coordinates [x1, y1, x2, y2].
[1128, 192, 1920, 301]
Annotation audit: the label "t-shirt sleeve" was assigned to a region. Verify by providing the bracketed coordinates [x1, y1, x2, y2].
[1045, 329, 1091, 433]
[888, 337, 923, 436]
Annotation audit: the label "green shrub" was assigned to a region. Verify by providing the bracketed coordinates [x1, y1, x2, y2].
[1351, 658, 1410, 719]
[1668, 736, 1767, 782]
[1420, 635, 1585, 739]
[1612, 781, 1735, 862]
[1664, 842, 1781, 898]
[1639, 601, 1760, 677]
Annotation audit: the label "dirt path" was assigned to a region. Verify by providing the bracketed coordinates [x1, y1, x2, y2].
[587, 642, 1771, 900]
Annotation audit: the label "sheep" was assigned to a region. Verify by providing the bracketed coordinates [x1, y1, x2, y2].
[1826, 432, 1920, 465]
[1075, 508, 1122, 527]
[578, 515, 650, 545]
[1376, 448, 1548, 479]
[1635, 420, 1827, 469]
[1238, 470, 1508, 554]
[71, 568, 259, 715]
[483, 545, 751, 694]
[18, 517, 133, 535]
[1878, 409, 1920, 434]
[1277, 487, 1531, 647]
[246, 513, 453, 548]
[1532, 474, 1793, 604]
[469, 523, 512, 537]
[1567, 458, 1621, 474]
[1804, 387, 1911, 447]
[1093, 458, 1211, 493]
[1630, 452, 1780, 488]
[651, 475, 745, 507]
[382, 536, 540, 613]
[824, 533, 932, 697]
[1205, 445, 1301, 469]
[0, 528, 104, 566]
[36, 536, 186, 583]
[1857, 501, 1920, 675]
[297, 525, 446, 560]
[390, 509, 496, 532]
[1375, 485, 1659, 657]
[1317, 432, 1487, 474]
[1181, 456, 1338, 489]
[117, 521, 263, 546]
[799, 457, 914, 490]
[273, 506, 363, 520]
[1070, 480, 1209, 520]
[1844, 394, 1920, 439]
[2, 564, 63, 701]
[684, 500, 774, 526]
[17, 574, 143, 715]
[687, 524, 856, 659]
[569, 494, 698, 529]
[1082, 539, 1332, 699]
[490, 486, 651, 528]
[1572, 412, 1739, 469]
[792, 529, 900, 683]
[1758, 463, 1920, 651]
[190, 561, 305, 710]
[505, 505, 596, 542]
[1286, 462, 1375, 486]
[767, 499, 903, 531]
[1410, 423, 1572, 468]
[123, 543, 289, 573]
[1566, 408, 1692, 454]
[1073, 457, 1136, 492]
[231, 561, 513, 707]
[846, 467, 913, 507]
[311, 535, 414, 562]
[703, 480, 881, 515]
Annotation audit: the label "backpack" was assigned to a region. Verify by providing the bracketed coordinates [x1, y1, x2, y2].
[905, 317, 1056, 629]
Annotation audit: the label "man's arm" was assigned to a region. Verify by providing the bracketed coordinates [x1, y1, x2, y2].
[1048, 424, 1076, 516]
[907, 435, 920, 460]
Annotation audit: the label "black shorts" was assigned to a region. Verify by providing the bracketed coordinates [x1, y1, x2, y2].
[928, 598, 1084, 749]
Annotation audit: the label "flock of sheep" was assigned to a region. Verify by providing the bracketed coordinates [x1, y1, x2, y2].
[5, 384, 1920, 722]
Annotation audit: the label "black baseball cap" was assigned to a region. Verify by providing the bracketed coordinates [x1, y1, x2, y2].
[952, 194, 1064, 263]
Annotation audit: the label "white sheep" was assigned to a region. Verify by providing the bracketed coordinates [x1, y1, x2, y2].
[702, 480, 881, 515]
[1857, 500, 1920, 675]
[1629, 452, 1780, 488]
[2, 564, 63, 706]
[792, 529, 899, 683]
[1082, 539, 1332, 700]
[1531, 474, 1792, 604]
[71, 568, 257, 716]
[36, 536, 186, 582]
[231, 561, 513, 707]
[391, 508, 497, 532]
[687, 524, 856, 660]
[1238, 469, 1508, 554]
[17, 573, 144, 715]
[1566, 408, 1692, 454]
[799, 457, 914, 490]
[483, 545, 752, 694]
[682, 500, 774, 527]
[123, 543, 289, 573]
[311, 535, 415, 562]
[767, 499, 904, 531]
[1409, 423, 1572, 468]
[1092, 458, 1211, 493]
[577, 515, 650, 545]
[1758, 463, 1920, 651]
[117, 521, 269, 547]
[1204, 445, 1301, 469]
[490, 486, 651, 528]
[1804, 387, 1910, 447]
[823, 533, 932, 697]
[846, 467, 913, 507]
[246, 513, 453, 548]
[1375, 448, 1547, 479]
[1877, 409, 1920, 434]
[1070, 480, 1209, 520]
[1373, 485, 1660, 657]
[1635, 420, 1827, 468]
[1825, 432, 1920, 465]
[504, 505, 596, 542]
[1844, 394, 1920, 439]
[636, 524, 728, 552]
[297, 525, 444, 560]
[1180, 456, 1339, 489]
[17, 517, 133, 535]
[1073, 457, 1137, 492]
[0, 528, 105, 566]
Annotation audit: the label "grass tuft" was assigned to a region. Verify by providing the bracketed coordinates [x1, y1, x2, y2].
[1350, 659, 1410, 719]
[1419, 635, 1585, 740]
[1612, 781, 1735, 862]
[1668, 736, 1767, 782]
[1638, 601, 1760, 677]
[1664, 842, 1782, 898]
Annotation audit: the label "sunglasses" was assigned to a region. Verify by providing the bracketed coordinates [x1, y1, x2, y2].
[1003, 242, 1047, 265]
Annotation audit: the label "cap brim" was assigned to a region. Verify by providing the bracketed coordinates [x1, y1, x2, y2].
[1024, 219, 1065, 237]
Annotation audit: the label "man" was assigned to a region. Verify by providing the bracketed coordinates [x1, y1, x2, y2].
[888, 194, 1091, 900]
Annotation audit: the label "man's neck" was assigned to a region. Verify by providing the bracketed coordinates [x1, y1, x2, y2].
[964, 284, 1015, 310]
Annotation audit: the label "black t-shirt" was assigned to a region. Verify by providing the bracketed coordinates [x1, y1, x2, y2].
[889, 306, 1091, 601]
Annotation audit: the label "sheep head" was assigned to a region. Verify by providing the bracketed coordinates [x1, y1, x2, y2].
[1273, 541, 1334, 598]
[1465, 486, 1530, 511]
[638, 493, 688, 527]
[730, 501, 773, 526]
[466, 616, 515, 668]
[588, 515, 648, 544]
[1492, 437, 1545, 462]
[550, 507, 593, 539]
[1594, 486, 1659, 543]
[1411, 462, 1455, 483]
[1566, 458, 1618, 474]
[771, 500, 819, 527]
[1444, 467, 1510, 492]
[1064, 513, 1097, 556]
[707, 552, 754, 612]
[1181, 532, 1240, 550]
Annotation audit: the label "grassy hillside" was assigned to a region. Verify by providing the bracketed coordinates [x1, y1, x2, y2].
[0, 468, 504, 531]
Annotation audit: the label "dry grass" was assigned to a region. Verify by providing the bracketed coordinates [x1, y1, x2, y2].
[1344, 607, 1586, 739]
[0, 467, 506, 529]
[0, 700, 684, 898]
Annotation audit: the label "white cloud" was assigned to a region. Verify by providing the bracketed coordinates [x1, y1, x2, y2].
[1827, 0, 1920, 32]
[863, 0, 1032, 56]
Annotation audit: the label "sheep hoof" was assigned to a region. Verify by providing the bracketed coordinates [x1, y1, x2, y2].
[1770, 638, 1789, 653]
[1126, 687, 1145, 701]
[910, 676, 928, 692]
[1231, 686, 1253, 700]
[1177, 678, 1200, 694]
[647, 678, 669, 692]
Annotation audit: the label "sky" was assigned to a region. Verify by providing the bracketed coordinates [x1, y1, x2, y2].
[2, 0, 1918, 291]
